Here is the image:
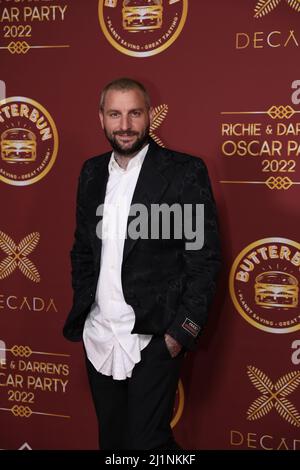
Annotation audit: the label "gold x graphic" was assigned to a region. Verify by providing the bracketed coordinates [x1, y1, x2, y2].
[255, 0, 300, 18]
[150, 104, 168, 147]
[247, 365, 300, 427]
[0, 231, 40, 282]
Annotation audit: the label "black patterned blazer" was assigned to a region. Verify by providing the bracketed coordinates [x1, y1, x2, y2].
[63, 139, 221, 350]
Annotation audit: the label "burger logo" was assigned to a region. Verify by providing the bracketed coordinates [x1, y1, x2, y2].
[98, 0, 188, 57]
[0, 97, 58, 186]
[1, 128, 37, 163]
[229, 238, 300, 334]
[122, 0, 163, 31]
[255, 271, 298, 309]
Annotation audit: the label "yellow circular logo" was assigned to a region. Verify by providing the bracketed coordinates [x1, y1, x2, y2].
[98, 0, 188, 58]
[171, 379, 184, 428]
[230, 238, 300, 334]
[0, 97, 58, 186]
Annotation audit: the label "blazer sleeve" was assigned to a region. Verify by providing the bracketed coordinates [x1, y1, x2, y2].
[166, 157, 221, 350]
[70, 161, 95, 300]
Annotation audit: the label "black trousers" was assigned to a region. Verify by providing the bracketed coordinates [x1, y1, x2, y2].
[85, 335, 185, 450]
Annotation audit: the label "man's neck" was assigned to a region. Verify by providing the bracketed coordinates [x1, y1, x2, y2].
[114, 153, 133, 170]
[114, 143, 147, 170]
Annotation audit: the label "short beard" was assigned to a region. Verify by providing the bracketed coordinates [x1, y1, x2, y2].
[104, 125, 150, 156]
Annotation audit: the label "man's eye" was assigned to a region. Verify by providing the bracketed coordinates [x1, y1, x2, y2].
[109, 113, 119, 118]
[131, 111, 141, 117]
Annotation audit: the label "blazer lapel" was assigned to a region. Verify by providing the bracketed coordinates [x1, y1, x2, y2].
[86, 153, 110, 262]
[122, 140, 169, 263]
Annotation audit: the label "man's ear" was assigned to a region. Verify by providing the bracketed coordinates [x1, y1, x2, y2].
[99, 111, 104, 129]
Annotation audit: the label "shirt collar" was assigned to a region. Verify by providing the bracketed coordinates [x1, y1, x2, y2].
[109, 143, 149, 174]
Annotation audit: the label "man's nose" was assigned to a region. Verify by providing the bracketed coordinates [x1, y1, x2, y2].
[120, 114, 131, 130]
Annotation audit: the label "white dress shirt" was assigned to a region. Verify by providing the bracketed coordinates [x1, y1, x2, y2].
[83, 144, 152, 380]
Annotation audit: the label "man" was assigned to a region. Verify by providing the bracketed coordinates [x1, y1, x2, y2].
[63, 78, 221, 450]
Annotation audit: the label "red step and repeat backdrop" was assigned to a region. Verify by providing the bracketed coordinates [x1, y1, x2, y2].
[0, 0, 300, 451]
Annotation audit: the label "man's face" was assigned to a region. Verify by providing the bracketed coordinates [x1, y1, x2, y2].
[99, 88, 153, 156]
